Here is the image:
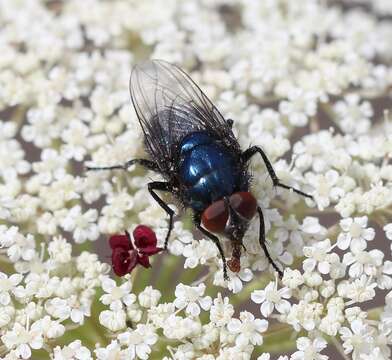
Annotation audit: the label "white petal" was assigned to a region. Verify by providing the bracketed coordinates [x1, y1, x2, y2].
[18, 344, 32, 359]
[337, 233, 351, 250]
[363, 228, 375, 241]
[199, 296, 212, 310]
[340, 218, 353, 231]
[318, 261, 330, 274]
[275, 300, 291, 314]
[260, 301, 274, 317]
[303, 258, 316, 272]
[186, 302, 200, 317]
[251, 290, 266, 304]
[227, 319, 241, 333]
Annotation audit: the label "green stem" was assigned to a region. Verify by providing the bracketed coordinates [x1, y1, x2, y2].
[368, 306, 383, 321]
[256, 323, 297, 355]
[331, 336, 350, 360]
[154, 255, 182, 303]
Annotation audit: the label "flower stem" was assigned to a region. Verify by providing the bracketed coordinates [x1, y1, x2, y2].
[330, 336, 350, 360]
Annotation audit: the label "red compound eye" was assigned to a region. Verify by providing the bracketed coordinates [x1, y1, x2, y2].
[229, 192, 257, 220]
[201, 199, 229, 233]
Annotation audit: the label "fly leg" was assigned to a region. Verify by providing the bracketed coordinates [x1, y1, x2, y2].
[86, 159, 159, 172]
[194, 214, 228, 281]
[148, 182, 175, 249]
[226, 119, 234, 128]
[257, 206, 283, 278]
[242, 146, 313, 199]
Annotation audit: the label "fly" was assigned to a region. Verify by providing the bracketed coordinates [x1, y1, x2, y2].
[87, 60, 313, 280]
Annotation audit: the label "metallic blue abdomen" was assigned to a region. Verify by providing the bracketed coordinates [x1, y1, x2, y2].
[179, 131, 240, 211]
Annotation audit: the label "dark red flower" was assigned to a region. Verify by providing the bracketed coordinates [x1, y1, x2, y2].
[109, 226, 163, 277]
[133, 225, 162, 256]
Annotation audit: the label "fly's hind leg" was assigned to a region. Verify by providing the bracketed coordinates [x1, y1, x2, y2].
[257, 206, 283, 278]
[242, 146, 313, 199]
[148, 181, 175, 249]
[194, 214, 228, 281]
[86, 159, 159, 172]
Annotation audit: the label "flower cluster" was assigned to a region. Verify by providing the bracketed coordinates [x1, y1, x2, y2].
[0, 0, 392, 359]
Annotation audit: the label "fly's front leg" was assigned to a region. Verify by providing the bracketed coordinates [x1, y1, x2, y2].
[148, 181, 175, 249]
[242, 146, 313, 199]
[194, 214, 228, 281]
[257, 207, 283, 278]
[86, 159, 159, 172]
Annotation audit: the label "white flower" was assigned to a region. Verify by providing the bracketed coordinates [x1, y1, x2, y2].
[286, 301, 323, 332]
[100, 277, 136, 311]
[279, 88, 318, 126]
[148, 303, 175, 328]
[0, 139, 30, 178]
[338, 275, 377, 303]
[282, 268, 304, 289]
[220, 267, 253, 294]
[337, 216, 375, 251]
[1, 228, 36, 263]
[167, 343, 195, 360]
[0, 306, 15, 327]
[258, 354, 288, 360]
[68, 297, 91, 325]
[333, 94, 372, 135]
[45, 298, 71, 321]
[48, 236, 72, 264]
[291, 337, 328, 360]
[24, 273, 60, 299]
[60, 205, 99, 243]
[162, 314, 202, 340]
[227, 311, 268, 346]
[32, 148, 67, 185]
[138, 286, 161, 308]
[36, 212, 58, 235]
[95, 340, 125, 360]
[183, 239, 218, 269]
[343, 249, 383, 278]
[340, 320, 373, 357]
[217, 344, 254, 360]
[53, 340, 92, 360]
[300, 217, 327, 240]
[39, 175, 81, 211]
[22, 106, 61, 148]
[99, 309, 126, 332]
[305, 170, 344, 210]
[210, 293, 234, 327]
[251, 281, 291, 317]
[385, 223, 392, 241]
[303, 238, 339, 275]
[319, 298, 345, 336]
[174, 283, 212, 317]
[61, 120, 90, 161]
[98, 190, 135, 233]
[0, 272, 23, 305]
[76, 252, 110, 281]
[33, 315, 65, 339]
[1, 322, 43, 359]
[377, 260, 392, 290]
[275, 215, 303, 257]
[118, 324, 158, 360]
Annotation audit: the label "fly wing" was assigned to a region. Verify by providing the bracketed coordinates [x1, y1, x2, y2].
[129, 60, 240, 175]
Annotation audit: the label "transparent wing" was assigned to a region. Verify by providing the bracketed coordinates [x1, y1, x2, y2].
[129, 60, 240, 175]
